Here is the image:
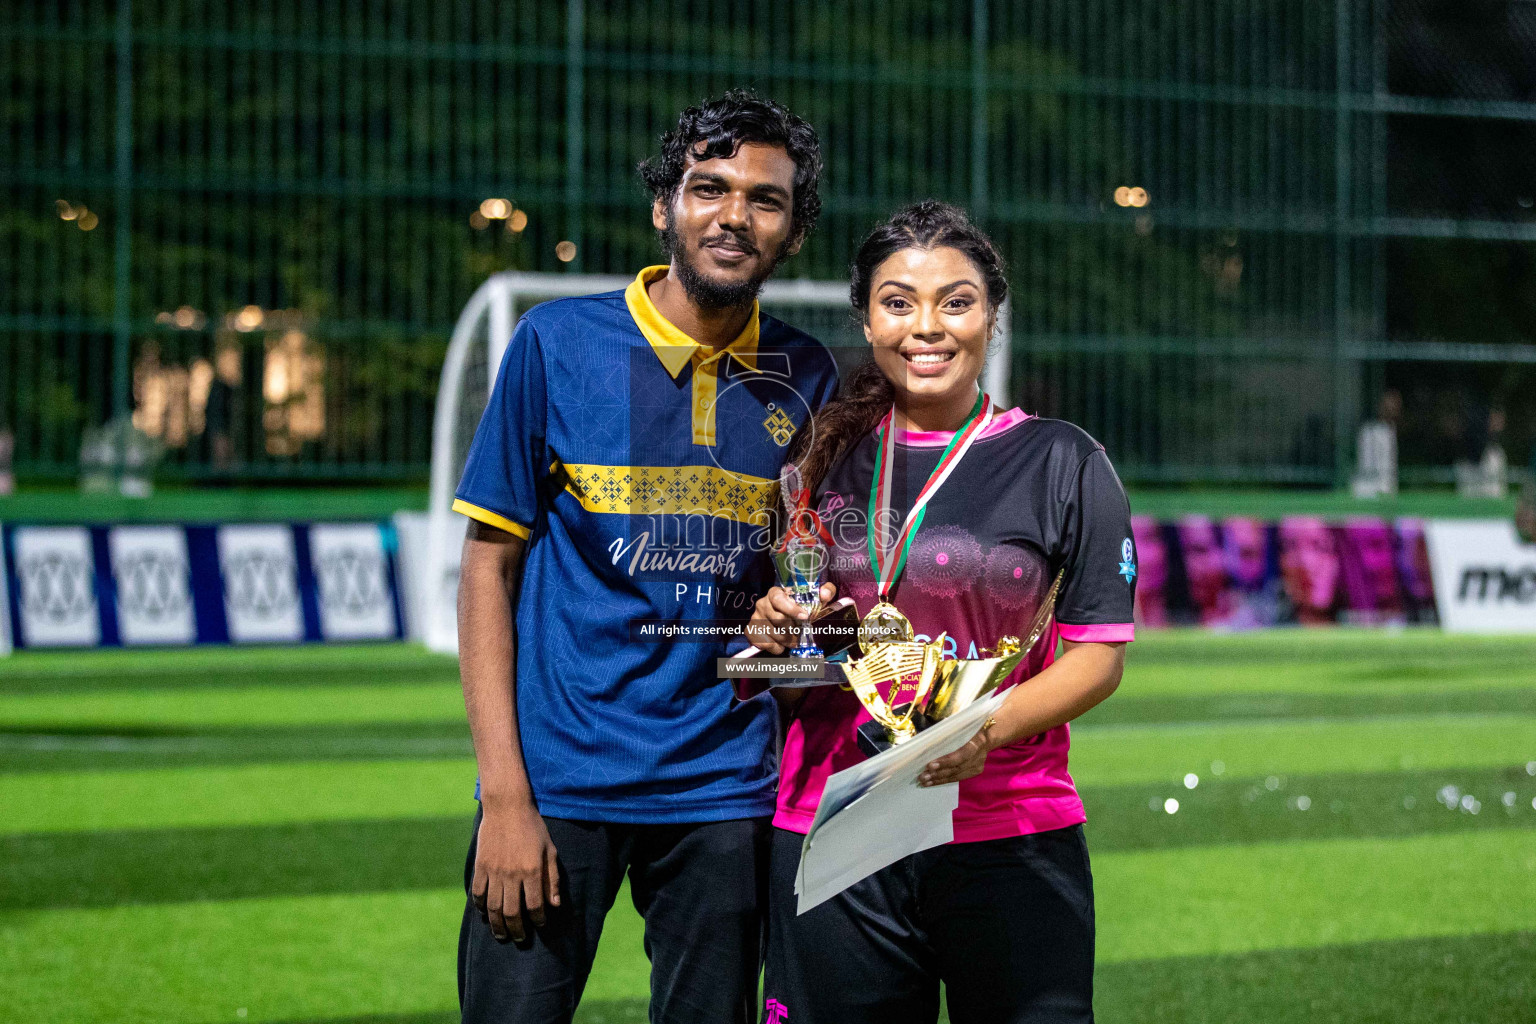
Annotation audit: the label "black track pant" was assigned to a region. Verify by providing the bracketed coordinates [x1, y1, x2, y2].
[458, 807, 771, 1024]
[762, 824, 1095, 1024]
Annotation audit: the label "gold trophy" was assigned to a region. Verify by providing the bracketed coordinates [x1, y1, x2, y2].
[842, 571, 1063, 756]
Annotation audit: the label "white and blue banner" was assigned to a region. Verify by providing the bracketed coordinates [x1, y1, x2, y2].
[9, 526, 100, 648]
[0, 521, 405, 650]
[218, 524, 304, 643]
[109, 526, 196, 646]
[310, 523, 397, 641]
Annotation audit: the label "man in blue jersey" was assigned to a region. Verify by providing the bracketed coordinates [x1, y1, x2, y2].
[453, 92, 838, 1024]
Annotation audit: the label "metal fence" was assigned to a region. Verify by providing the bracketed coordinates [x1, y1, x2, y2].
[3, 1, 1534, 484]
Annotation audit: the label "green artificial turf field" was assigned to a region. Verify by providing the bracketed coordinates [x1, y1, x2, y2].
[1, 631, 1533, 1024]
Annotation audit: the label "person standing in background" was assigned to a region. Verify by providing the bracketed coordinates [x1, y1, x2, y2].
[1352, 390, 1400, 499]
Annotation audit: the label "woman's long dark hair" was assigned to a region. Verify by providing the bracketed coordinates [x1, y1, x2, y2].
[789, 200, 1008, 492]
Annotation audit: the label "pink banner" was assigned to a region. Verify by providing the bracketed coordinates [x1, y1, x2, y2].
[1130, 515, 1437, 629]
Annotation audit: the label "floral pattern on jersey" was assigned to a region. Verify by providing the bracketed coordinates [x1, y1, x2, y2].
[985, 542, 1047, 611]
[909, 524, 985, 599]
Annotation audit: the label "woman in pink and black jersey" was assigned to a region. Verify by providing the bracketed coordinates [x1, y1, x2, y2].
[748, 202, 1135, 1024]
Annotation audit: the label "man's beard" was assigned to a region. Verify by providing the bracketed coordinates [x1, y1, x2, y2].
[662, 216, 791, 312]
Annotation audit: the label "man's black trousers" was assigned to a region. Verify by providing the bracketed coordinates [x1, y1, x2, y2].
[458, 807, 771, 1024]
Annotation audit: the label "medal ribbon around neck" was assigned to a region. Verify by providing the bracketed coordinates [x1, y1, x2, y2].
[866, 390, 994, 603]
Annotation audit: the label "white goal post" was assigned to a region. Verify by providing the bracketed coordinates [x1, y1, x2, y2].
[409, 271, 1011, 653]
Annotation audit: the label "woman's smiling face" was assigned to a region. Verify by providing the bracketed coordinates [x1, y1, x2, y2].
[863, 245, 994, 417]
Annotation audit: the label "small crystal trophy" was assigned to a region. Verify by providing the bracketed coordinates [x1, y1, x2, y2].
[773, 464, 830, 658]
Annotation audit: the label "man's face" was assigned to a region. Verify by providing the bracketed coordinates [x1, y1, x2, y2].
[1223, 517, 1267, 588]
[1280, 518, 1340, 613]
[653, 141, 800, 310]
[1178, 518, 1225, 611]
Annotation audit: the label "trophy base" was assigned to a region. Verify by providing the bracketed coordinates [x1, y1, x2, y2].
[787, 641, 825, 659]
[855, 720, 892, 757]
[854, 708, 936, 757]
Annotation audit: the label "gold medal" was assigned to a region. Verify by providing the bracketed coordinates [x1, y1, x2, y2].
[857, 600, 914, 653]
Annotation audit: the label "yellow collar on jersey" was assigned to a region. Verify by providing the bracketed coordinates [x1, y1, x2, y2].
[624, 265, 762, 445]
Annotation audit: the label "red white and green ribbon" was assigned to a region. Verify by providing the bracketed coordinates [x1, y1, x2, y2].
[866, 390, 994, 601]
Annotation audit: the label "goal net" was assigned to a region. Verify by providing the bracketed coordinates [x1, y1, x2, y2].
[411, 271, 1011, 653]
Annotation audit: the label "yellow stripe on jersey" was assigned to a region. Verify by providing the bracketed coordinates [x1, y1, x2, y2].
[561, 463, 778, 523]
[451, 499, 533, 540]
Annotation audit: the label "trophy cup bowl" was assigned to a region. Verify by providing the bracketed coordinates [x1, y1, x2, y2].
[841, 572, 1063, 757]
[846, 635, 1031, 757]
[925, 635, 1023, 721]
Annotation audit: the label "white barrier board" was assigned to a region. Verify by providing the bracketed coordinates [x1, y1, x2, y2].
[109, 525, 196, 645]
[12, 526, 100, 647]
[1425, 519, 1536, 633]
[218, 524, 304, 643]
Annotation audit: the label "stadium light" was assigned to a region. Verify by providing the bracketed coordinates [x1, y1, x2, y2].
[479, 198, 512, 220]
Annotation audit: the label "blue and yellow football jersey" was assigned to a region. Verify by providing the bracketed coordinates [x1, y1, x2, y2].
[455, 266, 839, 822]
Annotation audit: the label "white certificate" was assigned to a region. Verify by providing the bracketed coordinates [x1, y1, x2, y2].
[795, 689, 1008, 915]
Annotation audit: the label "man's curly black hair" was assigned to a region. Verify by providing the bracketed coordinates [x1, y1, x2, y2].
[638, 90, 823, 246]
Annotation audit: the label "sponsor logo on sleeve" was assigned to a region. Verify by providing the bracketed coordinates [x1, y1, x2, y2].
[1118, 537, 1138, 584]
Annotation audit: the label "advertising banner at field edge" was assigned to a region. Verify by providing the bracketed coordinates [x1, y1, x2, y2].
[217, 524, 304, 643]
[1131, 515, 1440, 630]
[0, 521, 405, 650]
[10, 525, 101, 648]
[1423, 519, 1536, 634]
[0, 524, 11, 657]
[310, 522, 400, 641]
[109, 525, 196, 646]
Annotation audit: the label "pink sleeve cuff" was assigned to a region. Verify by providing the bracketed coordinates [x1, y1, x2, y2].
[729, 646, 771, 701]
[1057, 622, 1135, 643]
[733, 676, 770, 701]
